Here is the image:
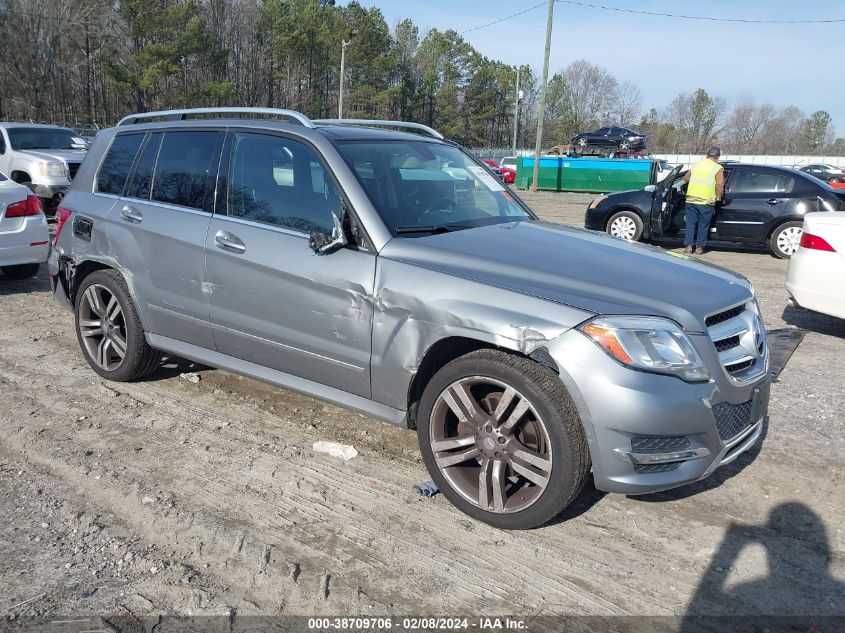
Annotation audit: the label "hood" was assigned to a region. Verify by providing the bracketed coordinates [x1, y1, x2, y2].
[19, 149, 87, 163]
[379, 221, 752, 333]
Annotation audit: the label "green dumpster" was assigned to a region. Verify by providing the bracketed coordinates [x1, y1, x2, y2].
[515, 156, 656, 193]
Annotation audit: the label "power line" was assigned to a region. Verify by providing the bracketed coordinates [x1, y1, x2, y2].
[458, 0, 845, 33]
[459, 2, 548, 34]
[557, 0, 845, 25]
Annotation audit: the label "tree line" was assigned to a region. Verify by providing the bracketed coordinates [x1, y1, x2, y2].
[0, 0, 841, 155]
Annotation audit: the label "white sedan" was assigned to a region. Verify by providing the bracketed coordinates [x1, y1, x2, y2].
[0, 171, 49, 279]
[786, 211, 845, 319]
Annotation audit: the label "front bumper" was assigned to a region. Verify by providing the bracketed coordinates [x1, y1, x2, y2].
[546, 328, 771, 495]
[29, 182, 70, 199]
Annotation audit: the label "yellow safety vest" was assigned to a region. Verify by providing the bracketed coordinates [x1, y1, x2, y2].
[686, 159, 723, 204]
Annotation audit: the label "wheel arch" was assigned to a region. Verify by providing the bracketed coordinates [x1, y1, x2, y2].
[765, 216, 804, 241]
[10, 170, 31, 183]
[603, 205, 649, 234]
[406, 336, 559, 429]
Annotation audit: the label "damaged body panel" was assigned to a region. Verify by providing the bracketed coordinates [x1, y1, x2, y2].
[50, 108, 772, 528]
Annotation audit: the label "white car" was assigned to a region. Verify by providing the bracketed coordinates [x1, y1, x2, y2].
[785, 211, 845, 319]
[0, 170, 49, 279]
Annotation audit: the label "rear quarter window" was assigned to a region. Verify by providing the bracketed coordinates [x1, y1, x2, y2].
[96, 133, 145, 195]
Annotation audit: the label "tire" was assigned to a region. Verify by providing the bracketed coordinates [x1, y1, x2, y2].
[417, 349, 589, 530]
[74, 269, 161, 381]
[768, 221, 803, 259]
[606, 210, 644, 242]
[1, 264, 40, 279]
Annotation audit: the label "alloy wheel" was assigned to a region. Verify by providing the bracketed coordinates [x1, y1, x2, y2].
[609, 215, 638, 240]
[429, 377, 552, 514]
[78, 283, 128, 371]
[776, 226, 803, 257]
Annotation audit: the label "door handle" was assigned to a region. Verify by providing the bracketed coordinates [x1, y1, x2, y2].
[120, 205, 143, 223]
[765, 198, 782, 205]
[214, 230, 246, 254]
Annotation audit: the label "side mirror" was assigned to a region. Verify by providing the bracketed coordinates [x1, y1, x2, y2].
[309, 210, 349, 254]
[643, 184, 656, 193]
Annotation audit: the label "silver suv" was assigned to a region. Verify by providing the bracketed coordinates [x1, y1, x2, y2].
[49, 108, 770, 529]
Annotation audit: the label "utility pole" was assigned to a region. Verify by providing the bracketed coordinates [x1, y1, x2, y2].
[338, 30, 358, 119]
[531, 0, 554, 191]
[338, 39, 350, 119]
[512, 66, 521, 158]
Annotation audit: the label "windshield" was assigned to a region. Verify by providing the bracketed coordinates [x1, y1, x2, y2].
[8, 127, 79, 150]
[334, 140, 532, 234]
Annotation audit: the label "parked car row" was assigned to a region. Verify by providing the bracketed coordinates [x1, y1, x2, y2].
[0, 123, 89, 216]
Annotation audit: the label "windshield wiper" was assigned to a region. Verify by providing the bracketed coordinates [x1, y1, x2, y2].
[395, 224, 471, 234]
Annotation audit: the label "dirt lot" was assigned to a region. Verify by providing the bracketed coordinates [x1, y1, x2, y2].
[1, 191, 843, 630]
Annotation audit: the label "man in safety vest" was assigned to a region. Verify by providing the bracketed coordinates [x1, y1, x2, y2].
[681, 147, 725, 255]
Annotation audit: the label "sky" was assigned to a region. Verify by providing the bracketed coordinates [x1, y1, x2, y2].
[353, 0, 841, 134]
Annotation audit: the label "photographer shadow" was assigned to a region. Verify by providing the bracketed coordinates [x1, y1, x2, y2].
[681, 502, 845, 632]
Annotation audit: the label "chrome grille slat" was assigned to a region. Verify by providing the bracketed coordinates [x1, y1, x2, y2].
[705, 300, 767, 384]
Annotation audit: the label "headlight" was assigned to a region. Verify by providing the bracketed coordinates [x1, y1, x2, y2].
[39, 161, 66, 178]
[580, 316, 710, 382]
[589, 194, 608, 209]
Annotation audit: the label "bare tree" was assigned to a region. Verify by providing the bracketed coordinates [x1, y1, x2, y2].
[726, 96, 776, 153]
[612, 81, 642, 127]
[560, 59, 618, 131]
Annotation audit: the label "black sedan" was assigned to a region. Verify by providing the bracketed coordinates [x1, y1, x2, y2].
[584, 163, 845, 258]
[571, 127, 647, 154]
[799, 164, 845, 184]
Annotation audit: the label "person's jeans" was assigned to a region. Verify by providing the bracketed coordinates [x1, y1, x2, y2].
[684, 203, 714, 247]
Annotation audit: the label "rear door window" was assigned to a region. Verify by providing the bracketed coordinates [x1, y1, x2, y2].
[150, 131, 223, 211]
[97, 133, 144, 195]
[227, 132, 340, 233]
[729, 170, 795, 194]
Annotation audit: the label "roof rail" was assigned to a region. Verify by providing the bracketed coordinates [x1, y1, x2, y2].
[117, 107, 315, 128]
[313, 118, 444, 140]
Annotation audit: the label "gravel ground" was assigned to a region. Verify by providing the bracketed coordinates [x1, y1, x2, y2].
[0, 192, 843, 630]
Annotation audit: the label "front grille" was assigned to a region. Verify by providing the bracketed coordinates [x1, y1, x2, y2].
[713, 400, 754, 441]
[68, 163, 80, 179]
[631, 436, 690, 453]
[634, 461, 682, 474]
[706, 305, 743, 327]
[714, 335, 740, 352]
[706, 301, 765, 382]
[725, 359, 753, 374]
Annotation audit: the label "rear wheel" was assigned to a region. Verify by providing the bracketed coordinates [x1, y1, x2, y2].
[606, 210, 644, 242]
[769, 221, 803, 259]
[417, 350, 589, 529]
[75, 269, 161, 381]
[1, 264, 40, 279]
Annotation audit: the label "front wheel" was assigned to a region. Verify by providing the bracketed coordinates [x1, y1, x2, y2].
[417, 350, 589, 529]
[606, 210, 644, 242]
[1, 264, 40, 279]
[769, 221, 803, 259]
[75, 269, 161, 381]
